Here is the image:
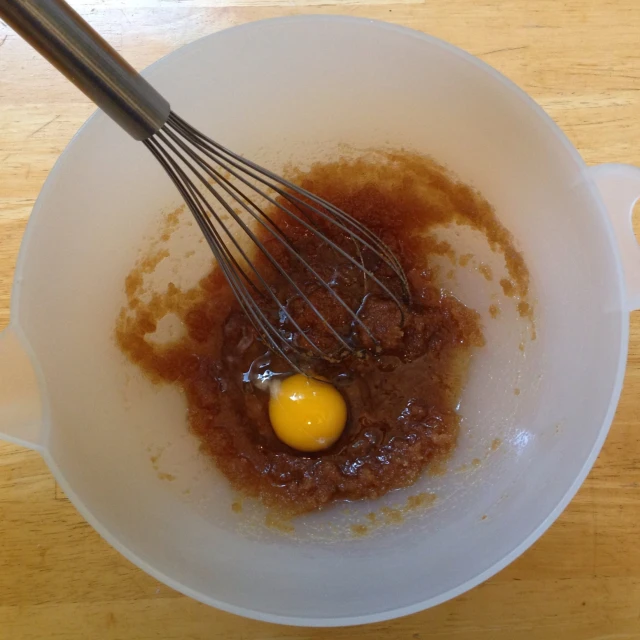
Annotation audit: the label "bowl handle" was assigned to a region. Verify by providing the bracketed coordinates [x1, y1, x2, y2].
[588, 163, 640, 311]
[0, 325, 43, 451]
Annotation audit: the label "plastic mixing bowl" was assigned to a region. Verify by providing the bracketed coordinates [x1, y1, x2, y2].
[1, 15, 640, 627]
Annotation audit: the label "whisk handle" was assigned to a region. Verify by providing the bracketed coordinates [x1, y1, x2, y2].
[0, 0, 170, 140]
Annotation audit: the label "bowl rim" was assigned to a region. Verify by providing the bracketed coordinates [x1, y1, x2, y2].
[9, 14, 628, 627]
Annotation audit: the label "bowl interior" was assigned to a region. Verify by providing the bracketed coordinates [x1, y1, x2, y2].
[13, 17, 624, 624]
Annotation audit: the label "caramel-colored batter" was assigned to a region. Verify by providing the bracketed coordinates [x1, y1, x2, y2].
[116, 151, 528, 514]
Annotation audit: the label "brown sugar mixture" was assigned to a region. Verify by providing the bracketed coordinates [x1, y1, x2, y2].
[116, 151, 529, 515]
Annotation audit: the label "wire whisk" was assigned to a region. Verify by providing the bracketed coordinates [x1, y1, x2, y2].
[1, 0, 410, 371]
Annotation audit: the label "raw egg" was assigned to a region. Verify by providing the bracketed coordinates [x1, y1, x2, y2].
[269, 374, 347, 452]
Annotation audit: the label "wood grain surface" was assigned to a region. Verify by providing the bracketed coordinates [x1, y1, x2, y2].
[1, 1, 640, 638]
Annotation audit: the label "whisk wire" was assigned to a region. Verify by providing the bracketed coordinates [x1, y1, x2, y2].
[147, 111, 411, 371]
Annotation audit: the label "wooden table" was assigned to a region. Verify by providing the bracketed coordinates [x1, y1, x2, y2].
[1, 1, 640, 638]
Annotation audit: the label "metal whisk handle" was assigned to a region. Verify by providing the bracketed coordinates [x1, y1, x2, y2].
[0, 0, 170, 140]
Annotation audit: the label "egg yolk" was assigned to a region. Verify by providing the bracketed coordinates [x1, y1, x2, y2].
[268, 374, 347, 452]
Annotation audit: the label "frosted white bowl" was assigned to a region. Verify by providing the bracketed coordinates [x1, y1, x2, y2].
[2, 15, 640, 627]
